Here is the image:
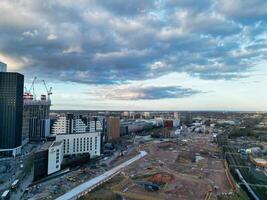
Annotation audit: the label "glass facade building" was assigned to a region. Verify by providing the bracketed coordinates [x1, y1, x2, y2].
[0, 72, 24, 156]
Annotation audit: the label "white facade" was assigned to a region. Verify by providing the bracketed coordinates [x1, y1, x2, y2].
[52, 116, 69, 134]
[56, 132, 101, 157]
[48, 141, 64, 175]
[173, 112, 180, 128]
[143, 112, 150, 118]
[51, 116, 87, 134]
[173, 118, 180, 128]
[72, 118, 87, 133]
[88, 120, 102, 132]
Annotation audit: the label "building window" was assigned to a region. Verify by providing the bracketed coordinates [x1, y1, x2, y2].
[56, 165, 59, 169]
[90, 137, 92, 151]
[77, 139, 79, 152]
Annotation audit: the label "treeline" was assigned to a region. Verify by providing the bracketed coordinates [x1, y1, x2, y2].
[229, 127, 254, 138]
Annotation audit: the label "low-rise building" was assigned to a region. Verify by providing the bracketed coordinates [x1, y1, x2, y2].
[33, 141, 63, 181]
[56, 132, 101, 157]
[47, 141, 64, 175]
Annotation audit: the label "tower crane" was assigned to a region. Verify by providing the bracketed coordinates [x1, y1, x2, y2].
[24, 77, 37, 99]
[42, 80, 53, 101]
[30, 77, 37, 100]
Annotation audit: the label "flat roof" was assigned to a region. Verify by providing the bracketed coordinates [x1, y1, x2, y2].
[253, 158, 267, 164]
[56, 132, 100, 136]
[38, 141, 54, 152]
[51, 141, 62, 147]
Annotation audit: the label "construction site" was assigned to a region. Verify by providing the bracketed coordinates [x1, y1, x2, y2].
[82, 133, 236, 200]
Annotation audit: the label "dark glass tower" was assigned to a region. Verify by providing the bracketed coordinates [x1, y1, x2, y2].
[0, 72, 24, 156]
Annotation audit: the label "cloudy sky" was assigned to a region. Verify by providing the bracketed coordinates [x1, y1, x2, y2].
[1, 0, 267, 111]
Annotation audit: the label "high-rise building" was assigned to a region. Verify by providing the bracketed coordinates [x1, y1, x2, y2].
[0, 61, 7, 72]
[143, 112, 150, 119]
[23, 95, 51, 142]
[0, 72, 24, 157]
[106, 116, 120, 141]
[173, 112, 180, 128]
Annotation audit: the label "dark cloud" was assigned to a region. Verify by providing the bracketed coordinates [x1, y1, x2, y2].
[0, 0, 266, 84]
[89, 85, 202, 100]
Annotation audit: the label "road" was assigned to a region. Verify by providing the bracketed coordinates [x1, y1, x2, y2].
[55, 151, 147, 200]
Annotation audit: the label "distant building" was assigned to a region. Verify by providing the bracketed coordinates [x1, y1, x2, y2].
[0, 72, 24, 157]
[86, 117, 103, 132]
[51, 114, 103, 135]
[51, 115, 70, 134]
[173, 112, 180, 128]
[0, 61, 7, 72]
[123, 111, 129, 118]
[164, 120, 173, 128]
[107, 116, 120, 141]
[143, 112, 150, 119]
[56, 132, 101, 157]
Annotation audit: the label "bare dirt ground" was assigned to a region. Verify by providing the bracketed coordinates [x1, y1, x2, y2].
[86, 133, 231, 200]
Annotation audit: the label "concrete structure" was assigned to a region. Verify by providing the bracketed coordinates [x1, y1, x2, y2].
[107, 116, 120, 141]
[51, 114, 104, 135]
[33, 141, 63, 181]
[0, 61, 7, 72]
[143, 112, 150, 119]
[23, 97, 51, 142]
[55, 151, 147, 200]
[51, 116, 69, 134]
[41, 119, 51, 137]
[0, 72, 24, 157]
[56, 132, 101, 157]
[173, 112, 180, 128]
[85, 117, 103, 132]
[51, 114, 87, 135]
[48, 141, 63, 175]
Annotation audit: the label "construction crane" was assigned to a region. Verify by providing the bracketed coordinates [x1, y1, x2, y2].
[42, 80, 52, 100]
[24, 77, 37, 100]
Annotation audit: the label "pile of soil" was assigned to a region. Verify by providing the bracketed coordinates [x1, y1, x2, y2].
[148, 172, 174, 184]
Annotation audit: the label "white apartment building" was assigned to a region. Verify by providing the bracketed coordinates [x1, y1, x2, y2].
[56, 132, 101, 158]
[72, 118, 87, 133]
[88, 120, 103, 132]
[51, 115, 87, 134]
[51, 116, 69, 134]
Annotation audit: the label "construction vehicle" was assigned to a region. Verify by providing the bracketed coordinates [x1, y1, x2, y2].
[66, 176, 77, 182]
[204, 189, 212, 200]
[1, 190, 10, 200]
[136, 181, 160, 192]
[144, 183, 160, 192]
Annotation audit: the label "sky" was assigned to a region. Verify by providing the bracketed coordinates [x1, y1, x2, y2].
[0, 0, 267, 111]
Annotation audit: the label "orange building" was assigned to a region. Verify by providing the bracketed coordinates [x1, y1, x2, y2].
[107, 117, 120, 141]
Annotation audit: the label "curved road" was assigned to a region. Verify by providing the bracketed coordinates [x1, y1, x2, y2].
[56, 151, 147, 200]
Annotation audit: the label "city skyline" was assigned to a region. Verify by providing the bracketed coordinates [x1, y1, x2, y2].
[1, 1, 267, 111]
